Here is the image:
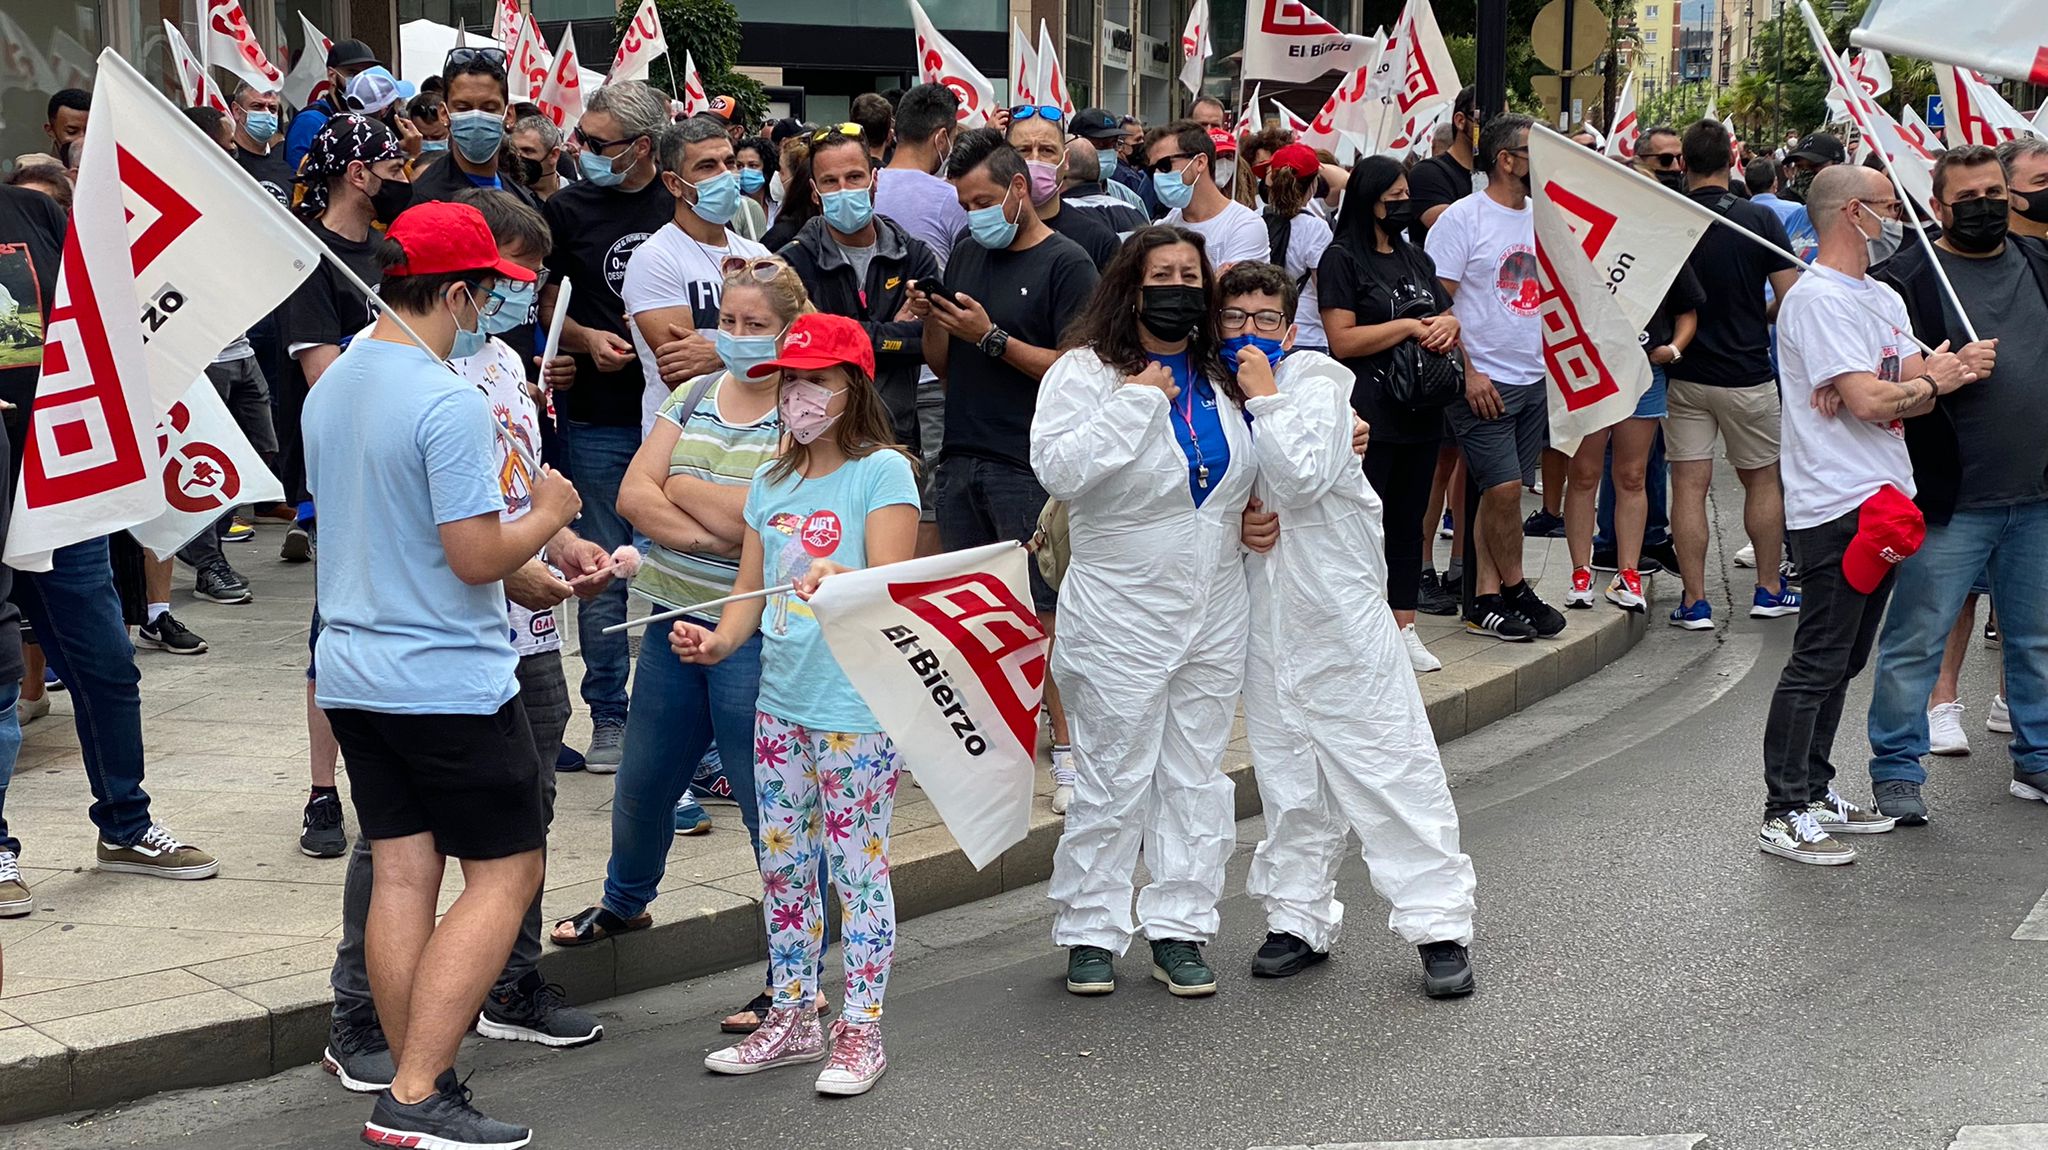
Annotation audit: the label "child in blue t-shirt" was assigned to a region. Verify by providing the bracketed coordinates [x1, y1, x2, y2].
[668, 313, 918, 1096]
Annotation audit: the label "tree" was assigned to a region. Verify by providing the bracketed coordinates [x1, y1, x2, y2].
[621, 0, 766, 124]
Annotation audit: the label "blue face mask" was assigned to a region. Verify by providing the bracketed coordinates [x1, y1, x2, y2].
[579, 145, 629, 187]
[739, 168, 767, 194]
[715, 329, 782, 381]
[1097, 149, 1117, 180]
[242, 110, 279, 142]
[688, 170, 741, 225]
[483, 279, 535, 334]
[821, 187, 874, 234]
[419, 139, 449, 156]
[967, 188, 1019, 249]
[450, 287, 489, 360]
[1154, 162, 1196, 210]
[1219, 333, 1286, 372]
[449, 109, 505, 165]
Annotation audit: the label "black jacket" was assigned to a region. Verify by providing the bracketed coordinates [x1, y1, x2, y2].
[408, 153, 542, 210]
[1874, 234, 2048, 525]
[778, 214, 940, 446]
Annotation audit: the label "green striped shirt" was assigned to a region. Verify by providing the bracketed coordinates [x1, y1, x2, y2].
[637, 373, 783, 620]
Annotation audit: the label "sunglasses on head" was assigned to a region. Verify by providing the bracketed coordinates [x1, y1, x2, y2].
[721, 255, 784, 282]
[444, 46, 507, 74]
[1010, 105, 1064, 123]
[811, 122, 863, 144]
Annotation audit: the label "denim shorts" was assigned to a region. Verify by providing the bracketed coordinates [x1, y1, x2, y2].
[1632, 364, 1669, 420]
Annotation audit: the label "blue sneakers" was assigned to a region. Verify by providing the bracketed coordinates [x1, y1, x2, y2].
[1750, 579, 1803, 619]
[674, 794, 712, 836]
[1669, 599, 1714, 631]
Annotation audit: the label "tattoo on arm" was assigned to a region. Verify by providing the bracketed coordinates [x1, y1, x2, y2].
[1887, 375, 1931, 416]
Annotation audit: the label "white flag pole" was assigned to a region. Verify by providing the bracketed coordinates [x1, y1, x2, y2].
[607, 583, 798, 633]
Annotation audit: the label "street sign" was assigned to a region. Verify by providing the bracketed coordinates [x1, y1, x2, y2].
[1927, 94, 1945, 130]
[1532, 0, 1608, 72]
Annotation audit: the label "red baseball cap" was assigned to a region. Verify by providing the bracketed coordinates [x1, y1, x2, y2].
[766, 314, 876, 377]
[1207, 126, 1238, 156]
[382, 202, 536, 282]
[1268, 142, 1321, 179]
[1842, 484, 1925, 594]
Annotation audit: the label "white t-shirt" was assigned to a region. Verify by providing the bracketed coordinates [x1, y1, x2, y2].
[1165, 198, 1270, 270]
[1275, 212, 1333, 348]
[1424, 191, 1542, 387]
[457, 336, 562, 658]
[620, 221, 770, 434]
[1775, 263, 1918, 529]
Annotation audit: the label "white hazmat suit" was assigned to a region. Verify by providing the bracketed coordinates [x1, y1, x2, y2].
[1240, 351, 1476, 951]
[1033, 346, 1256, 953]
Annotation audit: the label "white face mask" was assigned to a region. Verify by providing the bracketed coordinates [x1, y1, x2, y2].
[769, 170, 785, 203]
[1214, 158, 1236, 188]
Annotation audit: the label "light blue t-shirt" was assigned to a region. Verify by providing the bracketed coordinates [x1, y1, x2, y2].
[303, 337, 518, 715]
[744, 448, 920, 733]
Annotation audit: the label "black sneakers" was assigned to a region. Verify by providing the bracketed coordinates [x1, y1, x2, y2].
[363, 1069, 530, 1150]
[1416, 569, 1460, 617]
[137, 610, 207, 655]
[1249, 931, 1327, 978]
[1521, 508, 1566, 538]
[301, 792, 347, 858]
[1465, 594, 1536, 641]
[477, 971, 604, 1048]
[192, 560, 251, 605]
[1418, 941, 1476, 998]
[322, 1018, 395, 1093]
[1505, 581, 1566, 639]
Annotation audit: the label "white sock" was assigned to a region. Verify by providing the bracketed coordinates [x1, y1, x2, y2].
[147, 602, 169, 624]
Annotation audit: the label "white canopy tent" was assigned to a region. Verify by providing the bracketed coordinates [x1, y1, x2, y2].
[396, 18, 604, 94]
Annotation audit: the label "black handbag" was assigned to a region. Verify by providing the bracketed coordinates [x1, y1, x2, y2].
[1376, 278, 1465, 410]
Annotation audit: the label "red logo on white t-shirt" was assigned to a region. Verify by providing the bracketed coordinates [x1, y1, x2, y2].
[799, 510, 842, 557]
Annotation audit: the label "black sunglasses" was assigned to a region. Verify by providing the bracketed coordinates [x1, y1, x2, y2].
[1146, 152, 1197, 175]
[1645, 153, 1681, 168]
[574, 127, 641, 154]
[444, 46, 507, 74]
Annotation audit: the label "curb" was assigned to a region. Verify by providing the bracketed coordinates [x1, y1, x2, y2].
[0, 604, 1645, 1126]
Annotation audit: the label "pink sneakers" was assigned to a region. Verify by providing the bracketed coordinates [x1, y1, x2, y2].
[704, 1006, 825, 1074]
[815, 1019, 888, 1096]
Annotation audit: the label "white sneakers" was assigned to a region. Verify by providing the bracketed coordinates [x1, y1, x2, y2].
[1927, 701, 1970, 756]
[1605, 570, 1647, 613]
[1565, 567, 1596, 609]
[1989, 694, 2013, 734]
[1402, 624, 1442, 673]
[1050, 746, 1076, 815]
[1734, 542, 1757, 568]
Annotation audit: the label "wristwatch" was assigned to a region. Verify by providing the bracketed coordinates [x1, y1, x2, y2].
[978, 326, 1010, 359]
[1665, 346, 1683, 363]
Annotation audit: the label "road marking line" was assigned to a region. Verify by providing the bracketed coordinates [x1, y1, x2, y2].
[1249, 1137, 1708, 1150]
[1950, 1125, 2048, 1149]
[2014, 889, 2048, 941]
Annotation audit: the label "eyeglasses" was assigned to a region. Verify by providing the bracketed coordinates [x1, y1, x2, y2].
[1859, 198, 1907, 220]
[1146, 152, 1196, 174]
[573, 128, 639, 154]
[1010, 105, 1064, 123]
[721, 255, 784, 282]
[1219, 307, 1287, 334]
[444, 47, 507, 73]
[811, 122, 863, 144]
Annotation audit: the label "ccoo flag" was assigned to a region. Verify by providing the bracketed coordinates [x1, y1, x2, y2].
[606, 0, 668, 85]
[810, 543, 1048, 869]
[1853, 0, 2048, 87]
[1241, 0, 1379, 84]
[909, 0, 995, 127]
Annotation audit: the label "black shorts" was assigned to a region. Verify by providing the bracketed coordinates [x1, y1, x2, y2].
[325, 699, 546, 860]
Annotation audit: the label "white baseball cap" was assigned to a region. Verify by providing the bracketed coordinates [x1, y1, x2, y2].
[345, 66, 416, 116]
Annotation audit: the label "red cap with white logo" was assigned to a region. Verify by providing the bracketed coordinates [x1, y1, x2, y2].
[1842, 484, 1925, 594]
[765, 313, 876, 377]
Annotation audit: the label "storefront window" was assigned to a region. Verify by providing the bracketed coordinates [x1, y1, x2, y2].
[732, 0, 1002, 34]
[1, 2, 106, 173]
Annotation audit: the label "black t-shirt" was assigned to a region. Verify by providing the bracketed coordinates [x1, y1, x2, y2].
[1682, 186, 1798, 387]
[1405, 153, 1473, 247]
[1643, 264, 1707, 355]
[942, 230, 1100, 469]
[1316, 239, 1448, 444]
[285, 221, 381, 380]
[0, 185, 65, 424]
[541, 177, 676, 426]
[233, 144, 296, 209]
[1044, 204, 1120, 271]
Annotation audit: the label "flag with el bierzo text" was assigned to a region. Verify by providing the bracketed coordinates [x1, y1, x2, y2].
[1530, 125, 1706, 448]
[809, 543, 1048, 870]
[1241, 0, 1379, 84]
[7, 50, 307, 569]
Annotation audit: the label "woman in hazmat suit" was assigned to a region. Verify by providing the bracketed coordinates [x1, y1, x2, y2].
[1033, 225, 1257, 1000]
[1219, 259, 1478, 998]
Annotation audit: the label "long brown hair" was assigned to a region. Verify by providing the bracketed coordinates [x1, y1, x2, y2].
[1061, 225, 1240, 404]
[763, 361, 917, 484]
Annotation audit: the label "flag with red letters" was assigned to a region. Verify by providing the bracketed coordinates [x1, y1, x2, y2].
[509, 15, 552, 105]
[204, 0, 284, 92]
[1605, 70, 1639, 159]
[606, 0, 669, 86]
[1853, 0, 2048, 87]
[163, 20, 230, 113]
[1180, 0, 1211, 96]
[1242, 0, 1379, 84]
[280, 13, 333, 109]
[909, 0, 994, 127]
[536, 26, 584, 128]
[811, 543, 1048, 869]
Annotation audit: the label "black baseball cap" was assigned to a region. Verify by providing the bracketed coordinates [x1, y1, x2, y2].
[1070, 108, 1124, 141]
[1787, 131, 1847, 167]
[327, 39, 382, 72]
[769, 117, 807, 145]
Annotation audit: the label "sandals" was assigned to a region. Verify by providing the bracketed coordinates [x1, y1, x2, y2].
[721, 992, 834, 1034]
[550, 905, 653, 947]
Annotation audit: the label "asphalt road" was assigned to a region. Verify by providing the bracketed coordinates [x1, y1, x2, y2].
[9, 493, 2047, 1150]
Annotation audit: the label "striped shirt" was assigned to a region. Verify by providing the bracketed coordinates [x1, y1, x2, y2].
[637, 372, 783, 620]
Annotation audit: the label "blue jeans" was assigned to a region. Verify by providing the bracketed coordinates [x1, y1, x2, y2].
[1596, 426, 1669, 550]
[601, 631, 765, 919]
[0, 683, 22, 855]
[1867, 501, 2048, 784]
[562, 421, 640, 726]
[8, 537, 152, 847]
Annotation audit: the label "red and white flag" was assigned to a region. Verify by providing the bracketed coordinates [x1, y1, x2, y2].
[1008, 18, 1038, 108]
[1361, 0, 1459, 157]
[280, 13, 332, 109]
[1851, 49, 1892, 100]
[606, 0, 668, 86]
[162, 20, 230, 114]
[1233, 83, 1262, 138]
[509, 15, 552, 105]
[1935, 64, 2036, 148]
[908, 0, 994, 128]
[1531, 125, 1708, 446]
[678, 50, 712, 116]
[204, 0, 283, 92]
[9, 51, 307, 568]
[1800, 2, 1934, 213]
[1181, 0, 1212, 96]
[1298, 34, 1388, 159]
[536, 26, 584, 128]
[1605, 69, 1639, 159]
[1269, 97, 1310, 135]
[810, 543, 1048, 870]
[1242, 0, 1379, 84]
[1852, 0, 2048, 87]
[491, 0, 523, 47]
[1898, 102, 1941, 156]
[1035, 21, 1073, 119]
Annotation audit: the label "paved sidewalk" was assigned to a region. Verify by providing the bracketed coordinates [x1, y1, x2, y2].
[0, 513, 1648, 1123]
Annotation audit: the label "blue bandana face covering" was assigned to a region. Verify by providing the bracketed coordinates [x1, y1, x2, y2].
[1219, 333, 1286, 371]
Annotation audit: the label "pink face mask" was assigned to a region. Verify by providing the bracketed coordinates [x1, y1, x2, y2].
[1026, 160, 1061, 206]
[779, 379, 845, 444]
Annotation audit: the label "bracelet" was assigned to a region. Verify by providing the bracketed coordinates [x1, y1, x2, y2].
[1917, 372, 1938, 398]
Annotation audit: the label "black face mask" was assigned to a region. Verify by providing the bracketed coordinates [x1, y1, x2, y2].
[505, 152, 545, 187]
[2013, 188, 2048, 225]
[1378, 200, 1415, 233]
[1945, 196, 2010, 253]
[368, 176, 414, 225]
[1655, 168, 1686, 191]
[1137, 284, 1207, 342]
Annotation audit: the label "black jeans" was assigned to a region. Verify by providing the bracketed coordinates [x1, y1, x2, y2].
[1361, 436, 1442, 612]
[1761, 510, 1894, 817]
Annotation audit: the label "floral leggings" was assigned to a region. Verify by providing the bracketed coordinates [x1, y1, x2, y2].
[754, 711, 900, 1023]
